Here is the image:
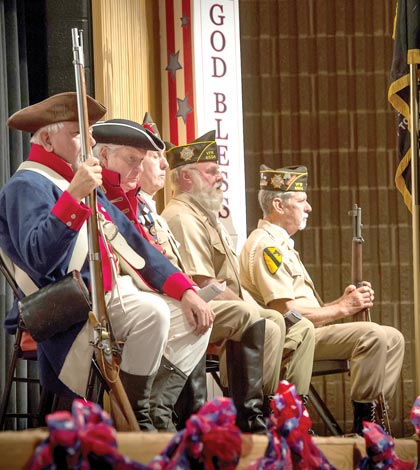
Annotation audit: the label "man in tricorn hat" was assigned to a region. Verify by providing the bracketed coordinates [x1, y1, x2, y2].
[239, 164, 405, 434]
[0, 93, 213, 431]
[92, 116, 284, 434]
[161, 132, 315, 424]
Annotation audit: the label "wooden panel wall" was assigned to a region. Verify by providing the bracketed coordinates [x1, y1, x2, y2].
[239, 0, 415, 436]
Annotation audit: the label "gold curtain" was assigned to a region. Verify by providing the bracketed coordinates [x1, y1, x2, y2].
[91, 0, 161, 123]
[91, 0, 164, 207]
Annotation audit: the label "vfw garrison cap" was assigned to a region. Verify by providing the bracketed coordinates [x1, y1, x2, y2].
[260, 164, 308, 192]
[92, 118, 165, 151]
[166, 130, 218, 169]
[7, 92, 107, 133]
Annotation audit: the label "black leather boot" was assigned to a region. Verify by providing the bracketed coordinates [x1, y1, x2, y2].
[262, 395, 274, 418]
[174, 354, 207, 430]
[300, 394, 316, 436]
[149, 357, 188, 431]
[119, 369, 156, 431]
[352, 401, 376, 435]
[226, 319, 266, 434]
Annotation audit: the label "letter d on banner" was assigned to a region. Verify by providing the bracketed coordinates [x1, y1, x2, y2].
[159, 0, 246, 250]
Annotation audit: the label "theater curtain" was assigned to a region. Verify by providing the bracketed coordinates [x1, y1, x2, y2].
[0, 0, 34, 430]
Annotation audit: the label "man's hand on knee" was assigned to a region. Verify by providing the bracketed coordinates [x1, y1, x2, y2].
[180, 289, 215, 335]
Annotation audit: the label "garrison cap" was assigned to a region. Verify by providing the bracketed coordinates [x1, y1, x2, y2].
[7, 92, 106, 133]
[166, 130, 218, 169]
[92, 118, 165, 151]
[260, 164, 308, 192]
[142, 112, 162, 140]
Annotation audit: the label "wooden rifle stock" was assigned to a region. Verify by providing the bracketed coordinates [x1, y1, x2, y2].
[349, 204, 371, 322]
[348, 204, 391, 433]
[71, 28, 139, 432]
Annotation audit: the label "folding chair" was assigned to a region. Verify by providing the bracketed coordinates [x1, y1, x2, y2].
[205, 342, 226, 393]
[308, 359, 350, 436]
[0, 254, 55, 429]
[0, 321, 54, 429]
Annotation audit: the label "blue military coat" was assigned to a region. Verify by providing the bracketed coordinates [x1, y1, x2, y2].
[0, 144, 194, 396]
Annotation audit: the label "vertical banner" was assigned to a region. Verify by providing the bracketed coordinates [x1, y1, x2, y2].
[160, 0, 246, 249]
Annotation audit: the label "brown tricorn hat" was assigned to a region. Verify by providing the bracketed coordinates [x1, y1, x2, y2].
[7, 92, 107, 133]
[260, 164, 308, 192]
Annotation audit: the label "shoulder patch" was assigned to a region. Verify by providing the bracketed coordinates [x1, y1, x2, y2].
[263, 247, 283, 274]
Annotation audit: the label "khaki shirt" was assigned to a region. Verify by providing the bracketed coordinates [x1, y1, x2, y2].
[161, 193, 243, 296]
[239, 219, 321, 309]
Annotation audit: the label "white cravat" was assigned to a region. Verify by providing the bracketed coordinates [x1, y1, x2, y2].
[139, 190, 157, 214]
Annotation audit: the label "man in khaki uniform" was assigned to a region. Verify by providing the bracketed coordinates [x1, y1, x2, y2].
[161, 131, 315, 407]
[239, 165, 405, 434]
[92, 117, 284, 434]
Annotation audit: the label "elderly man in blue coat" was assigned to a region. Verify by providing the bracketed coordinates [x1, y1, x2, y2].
[0, 92, 214, 431]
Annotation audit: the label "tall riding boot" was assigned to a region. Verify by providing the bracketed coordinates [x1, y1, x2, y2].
[352, 401, 377, 435]
[149, 357, 188, 432]
[174, 354, 207, 430]
[226, 319, 266, 434]
[119, 369, 156, 431]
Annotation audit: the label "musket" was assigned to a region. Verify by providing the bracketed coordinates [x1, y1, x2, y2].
[349, 204, 371, 322]
[71, 28, 139, 432]
[348, 204, 391, 434]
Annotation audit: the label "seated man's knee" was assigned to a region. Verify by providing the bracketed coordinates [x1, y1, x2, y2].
[390, 327, 405, 347]
[265, 319, 283, 345]
[301, 317, 315, 335]
[357, 322, 389, 352]
[139, 296, 171, 339]
[259, 308, 286, 332]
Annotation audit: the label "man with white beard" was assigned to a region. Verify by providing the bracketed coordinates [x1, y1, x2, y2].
[239, 165, 405, 434]
[161, 131, 316, 420]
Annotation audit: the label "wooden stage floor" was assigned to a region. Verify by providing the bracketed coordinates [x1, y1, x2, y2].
[0, 430, 418, 470]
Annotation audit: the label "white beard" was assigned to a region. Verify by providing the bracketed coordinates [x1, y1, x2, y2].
[190, 172, 224, 213]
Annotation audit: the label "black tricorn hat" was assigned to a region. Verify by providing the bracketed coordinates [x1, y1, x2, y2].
[166, 130, 218, 169]
[92, 118, 165, 151]
[142, 112, 161, 140]
[260, 164, 308, 192]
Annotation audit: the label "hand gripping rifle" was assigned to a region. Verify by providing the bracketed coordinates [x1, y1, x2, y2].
[349, 204, 371, 322]
[348, 204, 391, 434]
[71, 28, 139, 431]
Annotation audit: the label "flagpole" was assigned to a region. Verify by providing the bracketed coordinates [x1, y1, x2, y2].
[409, 64, 420, 393]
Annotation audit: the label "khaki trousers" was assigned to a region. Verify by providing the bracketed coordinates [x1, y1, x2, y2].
[209, 300, 284, 394]
[313, 321, 404, 401]
[259, 311, 315, 395]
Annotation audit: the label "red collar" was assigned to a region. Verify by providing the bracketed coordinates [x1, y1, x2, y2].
[28, 144, 75, 182]
[101, 167, 140, 199]
[101, 166, 121, 187]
